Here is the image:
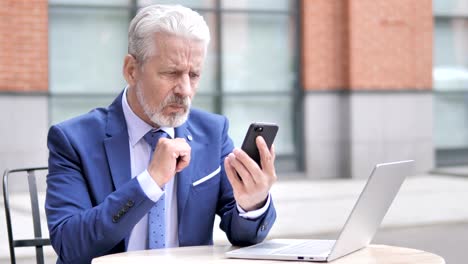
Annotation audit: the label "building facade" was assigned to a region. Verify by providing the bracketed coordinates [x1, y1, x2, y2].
[302, 0, 434, 178]
[1, 0, 464, 178]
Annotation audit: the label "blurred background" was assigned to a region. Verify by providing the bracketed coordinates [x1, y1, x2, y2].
[0, 0, 467, 263]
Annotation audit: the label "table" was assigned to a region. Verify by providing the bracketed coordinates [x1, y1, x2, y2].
[92, 244, 445, 263]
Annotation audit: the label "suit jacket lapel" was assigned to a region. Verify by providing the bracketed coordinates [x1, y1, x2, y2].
[103, 91, 131, 190]
[175, 122, 193, 223]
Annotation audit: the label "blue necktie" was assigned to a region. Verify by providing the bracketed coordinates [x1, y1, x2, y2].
[143, 129, 168, 249]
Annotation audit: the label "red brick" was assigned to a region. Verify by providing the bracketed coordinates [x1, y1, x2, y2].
[302, 0, 432, 91]
[302, 0, 349, 90]
[0, 0, 48, 92]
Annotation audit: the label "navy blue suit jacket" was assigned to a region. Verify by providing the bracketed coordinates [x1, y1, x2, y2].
[45, 92, 276, 263]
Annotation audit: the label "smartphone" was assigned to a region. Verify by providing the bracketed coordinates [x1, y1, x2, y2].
[241, 122, 279, 167]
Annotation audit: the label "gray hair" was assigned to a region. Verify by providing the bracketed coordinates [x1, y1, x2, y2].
[128, 4, 210, 62]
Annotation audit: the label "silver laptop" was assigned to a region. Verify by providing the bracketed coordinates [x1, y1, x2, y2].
[225, 160, 414, 262]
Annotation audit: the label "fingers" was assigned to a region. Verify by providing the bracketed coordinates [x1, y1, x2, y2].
[154, 138, 190, 161]
[270, 144, 276, 161]
[224, 156, 244, 192]
[148, 137, 191, 185]
[256, 136, 275, 176]
[225, 141, 277, 211]
[226, 147, 276, 211]
[173, 138, 191, 172]
[227, 153, 256, 186]
[232, 148, 263, 183]
[175, 151, 190, 172]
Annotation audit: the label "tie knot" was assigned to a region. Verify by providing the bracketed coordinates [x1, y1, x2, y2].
[143, 130, 168, 151]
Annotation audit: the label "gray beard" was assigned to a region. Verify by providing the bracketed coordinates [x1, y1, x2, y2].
[136, 85, 191, 128]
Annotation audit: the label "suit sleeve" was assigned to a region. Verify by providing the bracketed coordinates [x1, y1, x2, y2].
[45, 125, 154, 263]
[216, 118, 277, 246]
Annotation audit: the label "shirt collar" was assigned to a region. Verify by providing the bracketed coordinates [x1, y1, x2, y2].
[121, 86, 175, 147]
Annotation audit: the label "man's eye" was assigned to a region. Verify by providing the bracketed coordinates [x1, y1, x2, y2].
[189, 72, 200, 79]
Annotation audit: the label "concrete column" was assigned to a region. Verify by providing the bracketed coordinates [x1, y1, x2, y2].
[0, 96, 49, 175]
[302, 0, 434, 178]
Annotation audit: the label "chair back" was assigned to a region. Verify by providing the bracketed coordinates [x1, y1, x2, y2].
[3, 167, 52, 264]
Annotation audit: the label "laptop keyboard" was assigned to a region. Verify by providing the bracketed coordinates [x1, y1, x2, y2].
[251, 242, 291, 250]
[274, 240, 335, 255]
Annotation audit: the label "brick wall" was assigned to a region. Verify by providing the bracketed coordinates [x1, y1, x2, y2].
[0, 0, 48, 92]
[302, 0, 433, 91]
[302, 0, 349, 90]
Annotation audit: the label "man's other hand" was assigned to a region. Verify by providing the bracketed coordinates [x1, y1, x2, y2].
[148, 138, 191, 187]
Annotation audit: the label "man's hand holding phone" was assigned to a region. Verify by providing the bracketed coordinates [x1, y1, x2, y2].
[224, 123, 278, 212]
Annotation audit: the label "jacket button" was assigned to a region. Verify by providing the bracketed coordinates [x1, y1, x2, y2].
[126, 200, 135, 207]
[112, 215, 119, 223]
[122, 206, 129, 213]
[260, 225, 266, 231]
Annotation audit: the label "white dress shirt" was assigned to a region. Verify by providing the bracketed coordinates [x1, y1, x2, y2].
[122, 87, 270, 251]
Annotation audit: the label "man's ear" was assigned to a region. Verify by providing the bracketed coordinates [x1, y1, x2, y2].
[123, 54, 139, 86]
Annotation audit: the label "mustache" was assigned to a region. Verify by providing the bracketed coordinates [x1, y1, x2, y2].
[161, 94, 191, 109]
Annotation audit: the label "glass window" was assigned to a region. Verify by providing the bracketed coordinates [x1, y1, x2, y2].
[49, 0, 130, 7]
[49, 6, 129, 95]
[222, 14, 295, 93]
[434, 93, 468, 148]
[433, 0, 468, 16]
[50, 96, 116, 124]
[433, 18, 468, 80]
[48, 0, 300, 171]
[138, 0, 215, 9]
[223, 96, 294, 156]
[49, 2, 130, 125]
[192, 95, 215, 113]
[433, 1, 468, 166]
[221, 12, 296, 161]
[221, 0, 291, 11]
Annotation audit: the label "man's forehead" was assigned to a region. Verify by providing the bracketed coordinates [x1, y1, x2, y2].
[158, 49, 205, 67]
[150, 38, 205, 66]
[154, 32, 205, 51]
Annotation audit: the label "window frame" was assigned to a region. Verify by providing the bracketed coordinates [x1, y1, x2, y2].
[48, 0, 304, 172]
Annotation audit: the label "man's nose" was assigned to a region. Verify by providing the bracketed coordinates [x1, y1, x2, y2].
[174, 74, 191, 96]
